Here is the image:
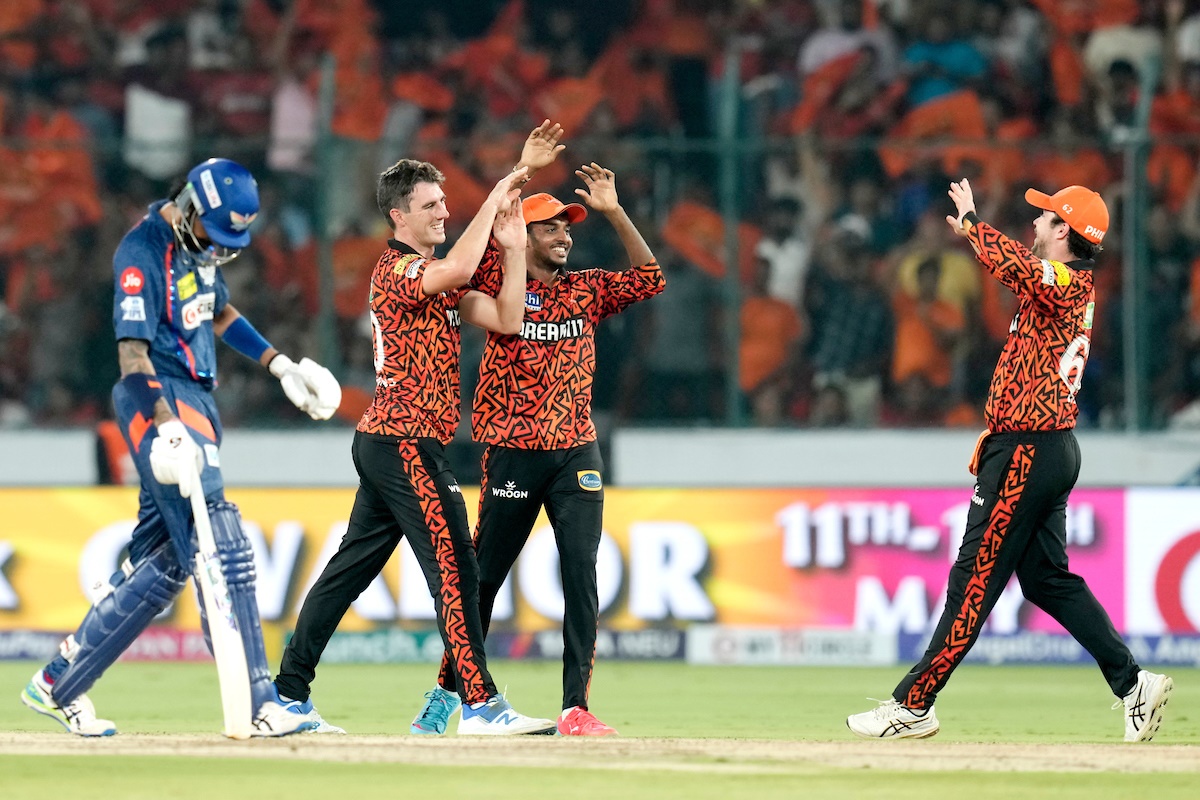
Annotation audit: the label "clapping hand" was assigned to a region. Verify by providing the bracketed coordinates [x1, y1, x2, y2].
[574, 163, 618, 213]
[519, 119, 566, 173]
[944, 178, 977, 237]
[492, 197, 527, 252]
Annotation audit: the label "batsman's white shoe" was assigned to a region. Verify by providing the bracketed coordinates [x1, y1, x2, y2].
[251, 693, 321, 737]
[272, 685, 345, 734]
[847, 699, 939, 739]
[20, 671, 116, 737]
[1121, 670, 1173, 742]
[457, 694, 555, 736]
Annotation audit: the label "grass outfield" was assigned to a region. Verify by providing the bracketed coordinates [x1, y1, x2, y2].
[0, 660, 1196, 799]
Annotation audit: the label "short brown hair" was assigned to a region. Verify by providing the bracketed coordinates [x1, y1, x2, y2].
[377, 159, 444, 219]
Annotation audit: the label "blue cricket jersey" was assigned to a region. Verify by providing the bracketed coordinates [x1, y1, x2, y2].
[112, 201, 231, 389]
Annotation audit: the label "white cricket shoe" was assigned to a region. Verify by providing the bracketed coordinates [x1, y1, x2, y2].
[271, 684, 345, 734]
[847, 699, 939, 739]
[1121, 670, 1173, 742]
[457, 694, 555, 735]
[251, 695, 321, 737]
[20, 671, 117, 737]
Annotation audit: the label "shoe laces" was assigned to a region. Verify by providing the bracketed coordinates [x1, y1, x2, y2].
[866, 698, 903, 720]
[419, 689, 456, 719]
[62, 695, 99, 725]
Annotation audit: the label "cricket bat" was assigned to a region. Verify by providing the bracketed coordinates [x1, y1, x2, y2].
[188, 466, 253, 739]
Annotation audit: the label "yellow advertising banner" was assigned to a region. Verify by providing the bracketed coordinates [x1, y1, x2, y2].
[0, 485, 1144, 652]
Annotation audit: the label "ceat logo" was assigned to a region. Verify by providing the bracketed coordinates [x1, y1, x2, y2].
[1155, 530, 1200, 632]
[120, 267, 144, 294]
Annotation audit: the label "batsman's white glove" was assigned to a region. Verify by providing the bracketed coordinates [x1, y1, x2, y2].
[269, 354, 342, 420]
[150, 419, 205, 497]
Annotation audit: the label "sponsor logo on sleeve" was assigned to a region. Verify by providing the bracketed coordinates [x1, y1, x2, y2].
[1052, 262, 1071, 286]
[1083, 301, 1095, 330]
[577, 470, 602, 491]
[1040, 259, 1055, 286]
[181, 292, 216, 330]
[393, 254, 422, 278]
[120, 267, 144, 294]
[178, 272, 198, 300]
[120, 296, 146, 322]
[203, 444, 220, 467]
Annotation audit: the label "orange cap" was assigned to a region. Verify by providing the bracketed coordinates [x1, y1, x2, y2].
[1024, 185, 1109, 244]
[522, 193, 587, 225]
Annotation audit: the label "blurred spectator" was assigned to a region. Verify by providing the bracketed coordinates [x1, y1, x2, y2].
[799, 0, 898, 83]
[122, 25, 194, 180]
[893, 210, 982, 316]
[637, 253, 721, 422]
[890, 255, 966, 425]
[740, 256, 805, 425]
[755, 198, 811, 307]
[900, 12, 988, 107]
[806, 222, 894, 427]
[0, 0, 1195, 433]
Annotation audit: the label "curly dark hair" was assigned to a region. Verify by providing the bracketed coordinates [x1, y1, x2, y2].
[1051, 214, 1103, 261]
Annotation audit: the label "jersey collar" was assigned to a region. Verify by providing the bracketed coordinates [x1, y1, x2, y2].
[387, 239, 420, 255]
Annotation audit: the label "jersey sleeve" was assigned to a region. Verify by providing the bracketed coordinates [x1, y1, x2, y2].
[213, 268, 231, 315]
[586, 259, 667, 321]
[965, 221, 1090, 317]
[374, 253, 432, 316]
[112, 238, 164, 342]
[466, 238, 503, 298]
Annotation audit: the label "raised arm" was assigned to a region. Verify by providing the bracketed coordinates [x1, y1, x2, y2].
[514, 119, 566, 184]
[421, 166, 528, 297]
[459, 198, 528, 335]
[945, 178, 1086, 315]
[575, 163, 655, 267]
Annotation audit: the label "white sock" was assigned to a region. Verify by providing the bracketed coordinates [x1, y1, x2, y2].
[560, 706, 579, 720]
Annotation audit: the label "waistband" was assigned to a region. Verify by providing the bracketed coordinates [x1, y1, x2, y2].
[986, 428, 1076, 445]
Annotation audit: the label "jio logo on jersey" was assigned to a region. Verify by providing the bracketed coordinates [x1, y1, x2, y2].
[120, 267, 144, 294]
[181, 292, 216, 330]
[525, 291, 542, 311]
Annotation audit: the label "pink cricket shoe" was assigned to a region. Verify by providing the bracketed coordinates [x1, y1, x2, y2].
[557, 706, 618, 736]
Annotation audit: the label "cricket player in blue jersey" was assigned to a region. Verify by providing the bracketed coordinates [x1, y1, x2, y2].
[20, 158, 342, 737]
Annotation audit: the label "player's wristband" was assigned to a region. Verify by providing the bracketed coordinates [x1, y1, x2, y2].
[119, 372, 165, 419]
[962, 211, 981, 229]
[220, 316, 273, 362]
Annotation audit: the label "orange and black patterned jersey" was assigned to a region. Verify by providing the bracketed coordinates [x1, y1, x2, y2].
[471, 260, 665, 448]
[357, 240, 483, 443]
[966, 219, 1096, 432]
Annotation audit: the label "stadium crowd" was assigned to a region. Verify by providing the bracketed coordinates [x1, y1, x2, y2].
[3, 0, 1200, 433]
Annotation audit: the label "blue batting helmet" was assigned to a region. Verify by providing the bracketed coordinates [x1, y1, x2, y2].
[185, 158, 260, 249]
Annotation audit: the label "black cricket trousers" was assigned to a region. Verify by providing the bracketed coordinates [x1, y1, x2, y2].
[277, 433, 497, 705]
[439, 442, 605, 710]
[895, 429, 1139, 708]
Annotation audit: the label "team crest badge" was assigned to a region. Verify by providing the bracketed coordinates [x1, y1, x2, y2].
[229, 210, 257, 231]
